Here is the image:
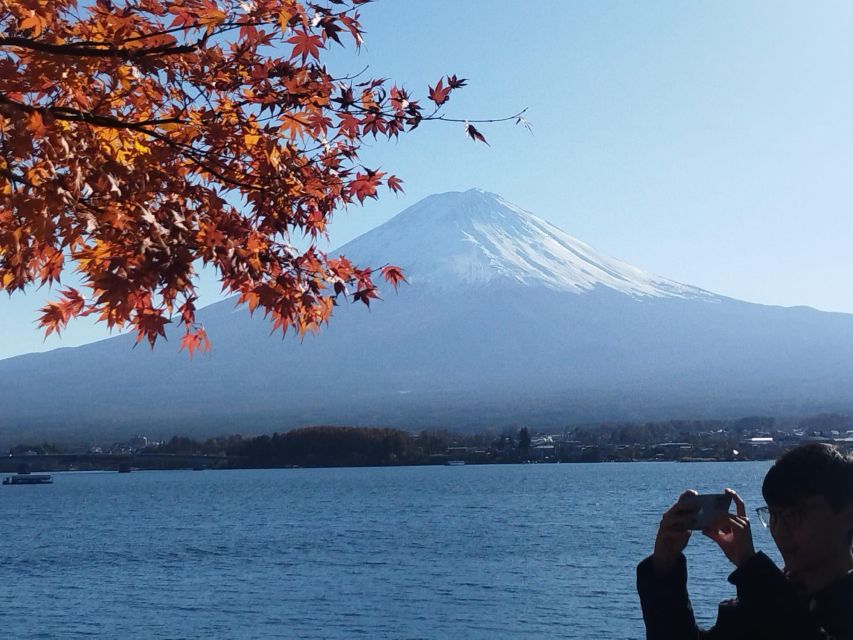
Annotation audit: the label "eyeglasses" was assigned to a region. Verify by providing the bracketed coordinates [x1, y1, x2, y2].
[755, 505, 803, 529]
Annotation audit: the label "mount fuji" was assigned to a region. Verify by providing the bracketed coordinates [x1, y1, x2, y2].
[2, 188, 853, 444]
[337, 189, 709, 299]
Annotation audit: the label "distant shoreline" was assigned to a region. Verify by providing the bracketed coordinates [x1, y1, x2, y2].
[0, 455, 773, 476]
[5, 420, 849, 474]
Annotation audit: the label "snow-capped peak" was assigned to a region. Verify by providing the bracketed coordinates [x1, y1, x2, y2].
[334, 188, 711, 299]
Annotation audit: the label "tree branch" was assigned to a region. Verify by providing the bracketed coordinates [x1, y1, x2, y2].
[0, 36, 198, 59]
[0, 94, 260, 191]
[429, 107, 529, 125]
[0, 94, 184, 129]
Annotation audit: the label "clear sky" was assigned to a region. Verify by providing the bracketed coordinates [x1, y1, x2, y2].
[3, 0, 853, 360]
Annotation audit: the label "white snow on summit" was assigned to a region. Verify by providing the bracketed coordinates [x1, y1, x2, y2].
[335, 188, 713, 299]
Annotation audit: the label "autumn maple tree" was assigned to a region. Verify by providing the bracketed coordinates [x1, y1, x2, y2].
[0, 0, 521, 354]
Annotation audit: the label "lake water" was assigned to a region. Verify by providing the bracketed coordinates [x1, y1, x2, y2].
[1, 462, 781, 639]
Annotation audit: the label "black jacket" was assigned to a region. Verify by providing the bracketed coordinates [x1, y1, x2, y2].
[636, 551, 853, 640]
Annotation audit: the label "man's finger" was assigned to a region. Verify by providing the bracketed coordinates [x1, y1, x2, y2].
[726, 488, 746, 517]
[705, 512, 733, 533]
[676, 489, 699, 505]
[665, 491, 699, 515]
[663, 510, 698, 524]
[701, 528, 724, 544]
[661, 516, 695, 533]
[663, 506, 697, 525]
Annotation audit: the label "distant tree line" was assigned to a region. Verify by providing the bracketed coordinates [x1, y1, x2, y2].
[140, 426, 540, 467]
[171, 415, 847, 466]
[565, 416, 779, 447]
[226, 427, 414, 467]
[8, 442, 62, 456]
[7, 413, 851, 469]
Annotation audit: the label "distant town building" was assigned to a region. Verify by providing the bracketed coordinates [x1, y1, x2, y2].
[129, 435, 149, 450]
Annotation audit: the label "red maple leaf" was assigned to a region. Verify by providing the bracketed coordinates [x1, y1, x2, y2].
[428, 79, 450, 106]
[465, 122, 489, 145]
[380, 265, 407, 291]
[287, 30, 324, 62]
[38, 288, 86, 337]
[447, 75, 467, 89]
[180, 327, 212, 358]
[352, 286, 380, 307]
[350, 170, 385, 203]
[134, 310, 170, 348]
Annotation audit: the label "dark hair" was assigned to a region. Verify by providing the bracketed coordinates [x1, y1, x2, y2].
[762, 443, 853, 511]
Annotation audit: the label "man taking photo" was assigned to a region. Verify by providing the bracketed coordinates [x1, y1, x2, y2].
[637, 442, 853, 639]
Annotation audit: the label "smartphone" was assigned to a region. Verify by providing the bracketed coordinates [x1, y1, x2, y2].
[684, 493, 733, 530]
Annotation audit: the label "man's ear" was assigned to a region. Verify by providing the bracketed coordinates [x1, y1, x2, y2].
[839, 502, 853, 544]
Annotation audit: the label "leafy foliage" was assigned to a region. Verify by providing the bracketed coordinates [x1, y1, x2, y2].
[0, 0, 520, 352]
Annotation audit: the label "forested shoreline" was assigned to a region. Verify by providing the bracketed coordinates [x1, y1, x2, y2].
[6, 413, 852, 471]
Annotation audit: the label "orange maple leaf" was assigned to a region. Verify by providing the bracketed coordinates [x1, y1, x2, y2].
[380, 265, 407, 291]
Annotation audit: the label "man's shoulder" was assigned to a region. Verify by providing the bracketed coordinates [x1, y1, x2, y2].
[813, 572, 853, 639]
[708, 595, 769, 640]
[727, 551, 781, 586]
[715, 596, 742, 621]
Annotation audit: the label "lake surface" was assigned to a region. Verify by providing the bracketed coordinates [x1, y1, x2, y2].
[1, 462, 781, 639]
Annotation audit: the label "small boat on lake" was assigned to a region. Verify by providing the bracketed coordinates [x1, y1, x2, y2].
[445, 460, 466, 466]
[3, 474, 53, 485]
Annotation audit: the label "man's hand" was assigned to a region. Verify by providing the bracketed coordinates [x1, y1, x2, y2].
[702, 488, 756, 567]
[652, 490, 699, 574]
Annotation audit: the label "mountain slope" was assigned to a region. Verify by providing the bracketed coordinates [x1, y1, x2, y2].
[336, 188, 709, 298]
[1, 189, 852, 445]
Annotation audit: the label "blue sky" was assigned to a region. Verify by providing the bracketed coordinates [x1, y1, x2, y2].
[3, 0, 853, 359]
